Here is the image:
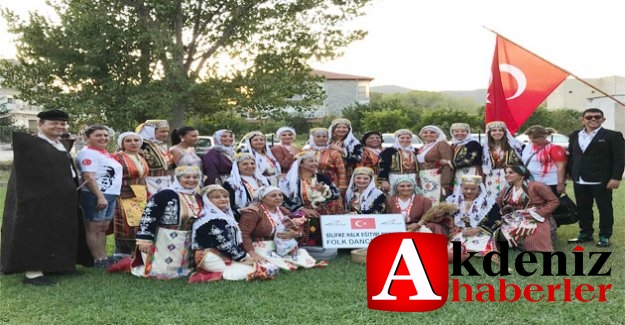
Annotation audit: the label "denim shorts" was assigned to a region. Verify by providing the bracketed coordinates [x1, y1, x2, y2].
[80, 191, 118, 222]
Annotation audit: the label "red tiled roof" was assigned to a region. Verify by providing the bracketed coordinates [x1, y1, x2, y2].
[312, 69, 374, 81]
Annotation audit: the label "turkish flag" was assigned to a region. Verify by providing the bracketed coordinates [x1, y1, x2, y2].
[486, 35, 569, 134]
[350, 217, 376, 230]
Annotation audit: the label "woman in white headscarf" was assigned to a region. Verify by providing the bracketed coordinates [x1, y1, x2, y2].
[305, 127, 347, 214]
[130, 166, 203, 279]
[280, 151, 340, 247]
[345, 167, 386, 214]
[271, 127, 302, 176]
[202, 129, 236, 186]
[482, 121, 524, 199]
[378, 129, 419, 192]
[239, 185, 317, 270]
[446, 175, 502, 256]
[328, 118, 362, 180]
[190, 185, 270, 283]
[135, 120, 173, 196]
[417, 125, 454, 203]
[240, 131, 281, 186]
[222, 152, 270, 220]
[447, 123, 483, 194]
[112, 132, 150, 257]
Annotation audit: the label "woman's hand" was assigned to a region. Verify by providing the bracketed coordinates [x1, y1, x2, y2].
[95, 196, 108, 211]
[249, 251, 268, 264]
[380, 181, 390, 192]
[313, 183, 326, 192]
[407, 223, 423, 232]
[556, 182, 565, 194]
[137, 241, 153, 254]
[463, 228, 480, 237]
[329, 144, 343, 153]
[276, 229, 301, 240]
[300, 208, 320, 218]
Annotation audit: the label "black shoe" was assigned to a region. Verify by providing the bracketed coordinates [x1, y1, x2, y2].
[23, 276, 56, 286]
[93, 258, 112, 269]
[597, 236, 611, 248]
[568, 234, 593, 243]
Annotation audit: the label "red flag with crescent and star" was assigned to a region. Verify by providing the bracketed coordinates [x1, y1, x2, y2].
[350, 217, 376, 230]
[485, 35, 569, 134]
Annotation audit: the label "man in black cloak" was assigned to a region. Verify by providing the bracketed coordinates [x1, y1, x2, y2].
[1, 109, 92, 285]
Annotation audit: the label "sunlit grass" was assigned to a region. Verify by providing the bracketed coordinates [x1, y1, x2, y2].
[1, 182, 623, 323]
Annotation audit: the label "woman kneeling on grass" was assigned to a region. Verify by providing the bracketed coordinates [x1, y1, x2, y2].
[446, 175, 502, 256]
[496, 166, 559, 252]
[126, 166, 203, 279]
[239, 186, 317, 271]
[189, 185, 275, 283]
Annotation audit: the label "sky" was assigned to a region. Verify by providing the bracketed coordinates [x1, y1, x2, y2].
[2, 0, 625, 91]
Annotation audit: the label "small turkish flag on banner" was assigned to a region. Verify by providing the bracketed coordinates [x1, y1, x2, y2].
[486, 35, 569, 134]
[351, 217, 376, 230]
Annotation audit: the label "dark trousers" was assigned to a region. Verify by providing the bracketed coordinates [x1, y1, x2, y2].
[573, 182, 614, 238]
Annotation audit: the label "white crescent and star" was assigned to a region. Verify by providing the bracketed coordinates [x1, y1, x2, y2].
[486, 64, 528, 103]
[355, 220, 366, 227]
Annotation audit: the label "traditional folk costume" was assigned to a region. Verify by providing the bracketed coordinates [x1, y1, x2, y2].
[1, 129, 92, 275]
[136, 120, 173, 197]
[131, 166, 203, 279]
[496, 170, 559, 252]
[378, 129, 419, 192]
[417, 125, 454, 203]
[270, 127, 302, 176]
[328, 118, 362, 181]
[449, 123, 483, 194]
[385, 176, 449, 235]
[307, 128, 348, 214]
[446, 175, 502, 256]
[239, 187, 317, 270]
[281, 151, 340, 246]
[222, 152, 270, 220]
[241, 131, 281, 186]
[356, 131, 383, 179]
[113, 132, 150, 256]
[202, 129, 235, 186]
[191, 185, 272, 282]
[482, 121, 524, 199]
[345, 167, 387, 214]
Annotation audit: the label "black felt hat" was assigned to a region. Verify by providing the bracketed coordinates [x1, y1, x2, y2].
[37, 109, 69, 121]
[361, 130, 383, 144]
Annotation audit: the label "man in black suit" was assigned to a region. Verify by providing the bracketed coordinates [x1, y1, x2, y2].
[567, 108, 625, 247]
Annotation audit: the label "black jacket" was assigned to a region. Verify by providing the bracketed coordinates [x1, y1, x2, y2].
[567, 128, 625, 183]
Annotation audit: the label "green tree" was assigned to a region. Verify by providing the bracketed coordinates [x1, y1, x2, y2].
[361, 110, 409, 133]
[418, 109, 482, 137]
[548, 108, 582, 135]
[518, 107, 553, 135]
[0, 0, 370, 130]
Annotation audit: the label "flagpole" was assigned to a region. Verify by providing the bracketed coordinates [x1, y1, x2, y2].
[483, 26, 625, 108]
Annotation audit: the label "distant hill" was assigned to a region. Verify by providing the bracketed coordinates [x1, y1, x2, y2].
[370, 85, 413, 94]
[371, 85, 486, 104]
[440, 89, 487, 105]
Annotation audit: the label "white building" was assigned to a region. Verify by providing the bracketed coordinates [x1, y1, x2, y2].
[547, 75, 625, 133]
[1, 86, 43, 133]
[307, 69, 373, 118]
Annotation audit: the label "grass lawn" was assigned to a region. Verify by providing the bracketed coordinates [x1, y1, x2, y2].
[1, 183, 623, 324]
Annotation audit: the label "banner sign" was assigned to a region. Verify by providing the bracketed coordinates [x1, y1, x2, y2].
[320, 214, 406, 248]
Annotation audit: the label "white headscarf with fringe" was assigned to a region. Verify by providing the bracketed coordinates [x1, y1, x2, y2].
[345, 167, 378, 211]
[192, 185, 242, 247]
[328, 118, 360, 154]
[212, 129, 235, 158]
[481, 121, 524, 175]
[226, 152, 269, 209]
[242, 131, 281, 176]
[280, 151, 316, 199]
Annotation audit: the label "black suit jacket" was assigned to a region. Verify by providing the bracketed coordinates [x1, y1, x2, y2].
[567, 128, 625, 183]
